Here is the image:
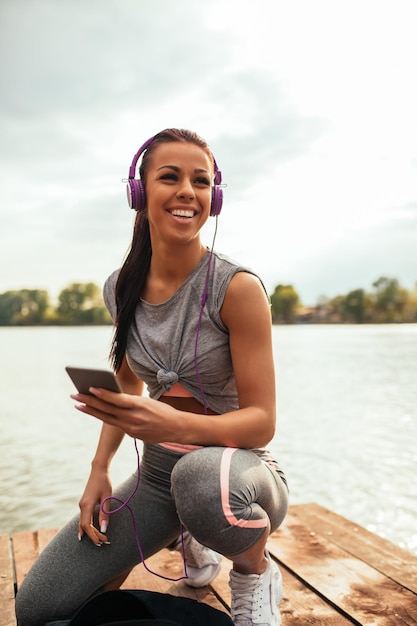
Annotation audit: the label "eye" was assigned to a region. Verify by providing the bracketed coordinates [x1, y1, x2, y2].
[195, 177, 210, 186]
[160, 173, 178, 181]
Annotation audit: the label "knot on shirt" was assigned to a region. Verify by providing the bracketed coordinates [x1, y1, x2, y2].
[157, 368, 179, 392]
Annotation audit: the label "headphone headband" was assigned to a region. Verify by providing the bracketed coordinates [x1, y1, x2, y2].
[126, 135, 223, 216]
[128, 137, 155, 180]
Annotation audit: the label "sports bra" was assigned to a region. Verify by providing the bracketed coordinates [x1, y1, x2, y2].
[162, 382, 193, 398]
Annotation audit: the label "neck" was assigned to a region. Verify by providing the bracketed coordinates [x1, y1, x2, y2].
[145, 240, 208, 303]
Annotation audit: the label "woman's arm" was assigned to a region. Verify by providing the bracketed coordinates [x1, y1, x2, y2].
[184, 271, 276, 448]
[77, 356, 144, 544]
[72, 273, 276, 450]
[200, 272, 276, 448]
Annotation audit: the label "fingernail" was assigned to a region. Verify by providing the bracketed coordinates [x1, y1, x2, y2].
[78, 532, 82, 541]
[100, 521, 108, 533]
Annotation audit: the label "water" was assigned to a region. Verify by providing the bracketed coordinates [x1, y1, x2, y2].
[1, 325, 416, 555]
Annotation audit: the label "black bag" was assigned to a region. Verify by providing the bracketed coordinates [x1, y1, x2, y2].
[46, 589, 234, 626]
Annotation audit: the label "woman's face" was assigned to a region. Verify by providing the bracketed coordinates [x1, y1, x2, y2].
[144, 141, 214, 245]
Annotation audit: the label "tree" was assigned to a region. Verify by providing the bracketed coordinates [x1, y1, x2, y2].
[56, 282, 110, 325]
[371, 277, 408, 322]
[0, 289, 49, 325]
[270, 284, 300, 324]
[339, 288, 367, 323]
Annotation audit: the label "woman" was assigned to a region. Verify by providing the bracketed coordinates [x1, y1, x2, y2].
[16, 129, 289, 626]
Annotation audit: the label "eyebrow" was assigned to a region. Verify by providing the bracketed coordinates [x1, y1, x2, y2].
[156, 165, 209, 174]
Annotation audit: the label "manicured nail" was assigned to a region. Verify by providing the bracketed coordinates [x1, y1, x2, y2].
[100, 521, 108, 533]
[78, 532, 82, 541]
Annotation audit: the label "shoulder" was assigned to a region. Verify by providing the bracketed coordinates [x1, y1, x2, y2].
[212, 252, 268, 298]
[103, 269, 120, 292]
[211, 252, 266, 292]
[103, 269, 120, 320]
[225, 271, 270, 308]
[218, 261, 271, 329]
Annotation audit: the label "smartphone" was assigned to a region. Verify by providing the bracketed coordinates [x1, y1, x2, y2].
[65, 366, 122, 394]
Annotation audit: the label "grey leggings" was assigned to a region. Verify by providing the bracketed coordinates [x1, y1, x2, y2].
[15, 444, 288, 626]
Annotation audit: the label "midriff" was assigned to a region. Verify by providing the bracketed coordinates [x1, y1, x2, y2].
[162, 382, 193, 398]
[160, 382, 205, 452]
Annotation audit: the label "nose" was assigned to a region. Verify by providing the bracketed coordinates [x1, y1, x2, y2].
[176, 177, 195, 200]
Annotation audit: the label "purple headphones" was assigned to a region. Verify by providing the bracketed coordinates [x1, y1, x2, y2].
[126, 136, 223, 216]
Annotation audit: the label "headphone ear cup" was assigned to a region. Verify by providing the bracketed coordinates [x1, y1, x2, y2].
[127, 180, 146, 212]
[210, 186, 223, 217]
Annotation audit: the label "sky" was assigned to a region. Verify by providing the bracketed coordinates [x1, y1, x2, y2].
[1, 0, 416, 306]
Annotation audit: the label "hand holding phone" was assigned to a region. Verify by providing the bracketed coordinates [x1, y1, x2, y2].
[66, 366, 121, 395]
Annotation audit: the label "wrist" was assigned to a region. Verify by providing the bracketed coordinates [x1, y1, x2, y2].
[91, 457, 112, 472]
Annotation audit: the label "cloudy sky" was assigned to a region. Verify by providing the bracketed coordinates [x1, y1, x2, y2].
[1, 0, 416, 305]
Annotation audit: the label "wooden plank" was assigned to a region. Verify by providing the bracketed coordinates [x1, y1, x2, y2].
[279, 567, 356, 625]
[10, 527, 353, 623]
[291, 503, 417, 594]
[122, 549, 229, 614]
[7, 505, 417, 626]
[0, 534, 17, 626]
[12, 530, 41, 590]
[210, 555, 355, 625]
[11, 528, 60, 591]
[268, 510, 417, 625]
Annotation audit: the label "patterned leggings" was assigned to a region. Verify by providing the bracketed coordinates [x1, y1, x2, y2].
[15, 443, 288, 626]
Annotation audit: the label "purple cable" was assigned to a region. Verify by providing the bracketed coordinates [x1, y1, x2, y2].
[100, 216, 219, 581]
[101, 438, 189, 582]
[194, 216, 219, 414]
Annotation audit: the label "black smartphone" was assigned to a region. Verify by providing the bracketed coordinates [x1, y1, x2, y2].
[65, 366, 122, 394]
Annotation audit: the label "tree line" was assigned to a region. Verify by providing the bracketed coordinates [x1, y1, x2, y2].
[0, 283, 111, 325]
[0, 276, 416, 326]
[271, 276, 417, 324]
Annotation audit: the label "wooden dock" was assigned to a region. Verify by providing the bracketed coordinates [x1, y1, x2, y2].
[1, 503, 417, 625]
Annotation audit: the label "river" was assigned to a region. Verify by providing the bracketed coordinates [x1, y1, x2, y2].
[1, 324, 416, 555]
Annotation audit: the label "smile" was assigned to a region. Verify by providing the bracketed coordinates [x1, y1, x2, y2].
[170, 209, 195, 218]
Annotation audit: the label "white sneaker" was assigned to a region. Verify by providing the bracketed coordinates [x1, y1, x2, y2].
[170, 531, 222, 588]
[229, 552, 282, 625]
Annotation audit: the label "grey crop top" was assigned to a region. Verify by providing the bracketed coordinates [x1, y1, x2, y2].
[104, 251, 288, 486]
[103, 251, 263, 415]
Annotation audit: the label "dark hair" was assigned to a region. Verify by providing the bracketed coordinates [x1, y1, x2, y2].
[110, 128, 214, 372]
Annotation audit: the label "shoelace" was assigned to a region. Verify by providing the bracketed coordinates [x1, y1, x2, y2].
[231, 573, 260, 620]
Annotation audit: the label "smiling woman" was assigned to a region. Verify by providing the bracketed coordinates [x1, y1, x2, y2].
[145, 143, 213, 246]
[15, 129, 289, 626]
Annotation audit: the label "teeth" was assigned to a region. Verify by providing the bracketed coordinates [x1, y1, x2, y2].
[171, 209, 194, 218]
